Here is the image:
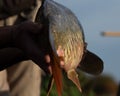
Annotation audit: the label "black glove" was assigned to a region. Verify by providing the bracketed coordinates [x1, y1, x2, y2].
[0, 21, 50, 73]
[0, 47, 28, 71]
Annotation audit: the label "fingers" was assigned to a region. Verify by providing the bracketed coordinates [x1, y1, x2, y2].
[11, 21, 50, 73]
[15, 33, 49, 73]
[12, 21, 44, 43]
[17, 21, 43, 34]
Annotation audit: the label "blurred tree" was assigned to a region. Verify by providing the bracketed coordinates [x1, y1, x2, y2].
[84, 75, 118, 96]
[117, 83, 120, 96]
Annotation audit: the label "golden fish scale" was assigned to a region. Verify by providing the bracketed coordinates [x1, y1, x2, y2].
[52, 29, 84, 71]
[41, 0, 85, 72]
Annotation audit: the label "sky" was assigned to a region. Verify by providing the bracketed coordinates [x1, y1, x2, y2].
[55, 0, 120, 83]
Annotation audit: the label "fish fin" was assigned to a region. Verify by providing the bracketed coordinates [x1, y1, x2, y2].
[79, 50, 104, 75]
[50, 52, 63, 96]
[67, 69, 82, 92]
[47, 75, 54, 96]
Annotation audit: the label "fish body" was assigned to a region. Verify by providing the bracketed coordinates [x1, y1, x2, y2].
[36, 0, 85, 95]
[43, 0, 85, 73]
[37, 0, 85, 94]
[35, 0, 103, 95]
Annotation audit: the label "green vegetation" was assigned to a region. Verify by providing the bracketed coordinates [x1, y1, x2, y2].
[40, 71, 118, 96]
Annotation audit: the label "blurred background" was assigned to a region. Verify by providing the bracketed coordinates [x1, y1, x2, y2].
[41, 0, 120, 96]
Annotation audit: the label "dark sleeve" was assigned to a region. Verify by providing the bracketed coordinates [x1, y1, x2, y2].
[0, 0, 37, 19]
[0, 48, 28, 71]
[0, 26, 14, 48]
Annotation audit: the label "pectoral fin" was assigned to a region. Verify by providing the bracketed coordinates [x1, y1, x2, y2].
[67, 69, 82, 92]
[49, 51, 63, 96]
[78, 50, 104, 75]
[47, 75, 54, 96]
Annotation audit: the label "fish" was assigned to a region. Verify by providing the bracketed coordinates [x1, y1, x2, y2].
[35, 0, 103, 96]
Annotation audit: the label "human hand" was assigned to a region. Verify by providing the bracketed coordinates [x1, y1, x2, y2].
[11, 21, 50, 73]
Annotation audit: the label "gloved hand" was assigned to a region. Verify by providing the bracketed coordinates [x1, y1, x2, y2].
[0, 21, 50, 73]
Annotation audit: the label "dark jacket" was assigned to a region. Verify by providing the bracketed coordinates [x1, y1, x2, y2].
[0, 0, 38, 20]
